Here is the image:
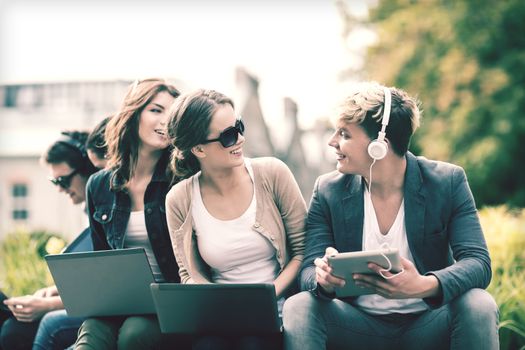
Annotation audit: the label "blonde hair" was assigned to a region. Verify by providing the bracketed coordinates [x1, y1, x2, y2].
[338, 81, 421, 155]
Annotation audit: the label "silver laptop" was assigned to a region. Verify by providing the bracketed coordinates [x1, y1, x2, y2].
[150, 283, 281, 335]
[45, 248, 156, 317]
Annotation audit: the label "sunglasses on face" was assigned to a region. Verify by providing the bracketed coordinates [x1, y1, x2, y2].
[49, 169, 79, 189]
[202, 118, 245, 148]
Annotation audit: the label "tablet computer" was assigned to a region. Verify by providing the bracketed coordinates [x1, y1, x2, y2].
[327, 248, 402, 297]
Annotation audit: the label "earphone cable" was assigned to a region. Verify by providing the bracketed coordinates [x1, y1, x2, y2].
[378, 242, 405, 279]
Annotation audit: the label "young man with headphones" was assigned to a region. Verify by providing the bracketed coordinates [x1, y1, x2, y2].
[1, 131, 98, 350]
[282, 82, 499, 350]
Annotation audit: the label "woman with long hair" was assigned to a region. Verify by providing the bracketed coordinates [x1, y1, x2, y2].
[165, 89, 306, 349]
[74, 78, 182, 350]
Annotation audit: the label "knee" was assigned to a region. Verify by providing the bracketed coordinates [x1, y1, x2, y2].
[282, 291, 317, 329]
[451, 289, 499, 323]
[38, 311, 58, 335]
[34, 313, 54, 345]
[77, 318, 108, 338]
[75, 318, 117, 350]
[118, 317, 160, 349]
[0, 318, 35, 350]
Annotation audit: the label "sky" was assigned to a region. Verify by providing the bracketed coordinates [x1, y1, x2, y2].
[0, 0, 374, 129]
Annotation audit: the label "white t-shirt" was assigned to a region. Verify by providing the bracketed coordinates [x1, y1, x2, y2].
[191, 159, 280, 284]
[355, 186, 428, 315]
[124, 211, 164, 282]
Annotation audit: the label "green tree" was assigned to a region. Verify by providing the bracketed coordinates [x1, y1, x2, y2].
[341, 0, 525, 207]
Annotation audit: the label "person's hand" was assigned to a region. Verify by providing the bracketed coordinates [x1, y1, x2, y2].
[314, 247, 346, 294]
[32, 288, 47, 298]
[353, 257, 440, 299]
[33, 285, 58, 298]
[3, 295, 52, 322]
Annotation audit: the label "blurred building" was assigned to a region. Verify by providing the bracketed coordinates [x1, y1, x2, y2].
[235, 67, 335, 201]
[0, 73, 334, 242]
[0, 80, 131, 242]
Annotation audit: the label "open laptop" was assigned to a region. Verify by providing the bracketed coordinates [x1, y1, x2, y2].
[45, 248, 156, 317]
[150, 283, 281, 335]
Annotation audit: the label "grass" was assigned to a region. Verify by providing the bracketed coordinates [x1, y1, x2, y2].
[481, 206, 525, 350]
[0, 207, 524, 349]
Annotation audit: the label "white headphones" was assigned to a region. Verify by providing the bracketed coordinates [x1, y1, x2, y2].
[367, 87, 392, 160]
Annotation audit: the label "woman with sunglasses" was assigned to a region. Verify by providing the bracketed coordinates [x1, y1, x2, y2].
[73, 79, 185, 350]
[165, 89, 306, 349]
[1, 131, 98, 350]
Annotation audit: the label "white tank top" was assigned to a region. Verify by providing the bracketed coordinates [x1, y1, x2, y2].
[124, 211, 164, 282]
[355, 186, 428, 315]
[191, 159, 279, 284]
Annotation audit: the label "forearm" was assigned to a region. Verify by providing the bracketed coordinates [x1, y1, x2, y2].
[430, 168, 491, 305]
[46, 296, 64, 310]
[274, 259, 301, 298]
[299, 227, 335, 290]
[428, 257, 489, 306]
[299, 265, 317, 291]
[301, 179, 335, 275]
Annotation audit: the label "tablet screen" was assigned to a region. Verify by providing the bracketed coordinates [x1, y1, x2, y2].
[327, 248, 402, 297]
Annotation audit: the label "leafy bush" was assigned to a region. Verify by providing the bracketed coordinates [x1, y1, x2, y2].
[0, 230, 66, 296]
[481, 206, 525, 350]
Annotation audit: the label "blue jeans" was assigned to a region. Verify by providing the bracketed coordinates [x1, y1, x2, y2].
[32, 309, 84, 350]
[282, 289, 499, 350]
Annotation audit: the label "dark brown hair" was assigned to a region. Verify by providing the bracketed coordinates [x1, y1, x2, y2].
[167, 89, 234, 183]
[42, 131, 98, 177]
[86, 115, 111, 162]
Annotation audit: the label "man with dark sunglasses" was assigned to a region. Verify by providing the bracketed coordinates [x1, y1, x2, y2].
[49, 168, 79, 189]
[44, 132, 98, 204]
[1, 131, 98, 350]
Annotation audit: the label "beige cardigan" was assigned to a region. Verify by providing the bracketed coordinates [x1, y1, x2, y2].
[165, 157, 306, 284]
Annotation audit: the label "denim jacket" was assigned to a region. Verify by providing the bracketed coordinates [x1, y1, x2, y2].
[86, 150, 180, 283]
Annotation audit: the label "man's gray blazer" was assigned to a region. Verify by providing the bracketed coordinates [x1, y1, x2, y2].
[299, 152, 491, 307]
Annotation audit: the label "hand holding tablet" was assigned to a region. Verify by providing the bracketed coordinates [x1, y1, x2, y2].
[327, 248, 403, 297]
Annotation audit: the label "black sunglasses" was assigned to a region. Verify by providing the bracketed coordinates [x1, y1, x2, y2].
[49, 169, 79, 189]
[202, 119, 245, 148]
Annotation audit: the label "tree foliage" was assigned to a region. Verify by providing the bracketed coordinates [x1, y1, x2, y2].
[342, 0, 525, 207]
